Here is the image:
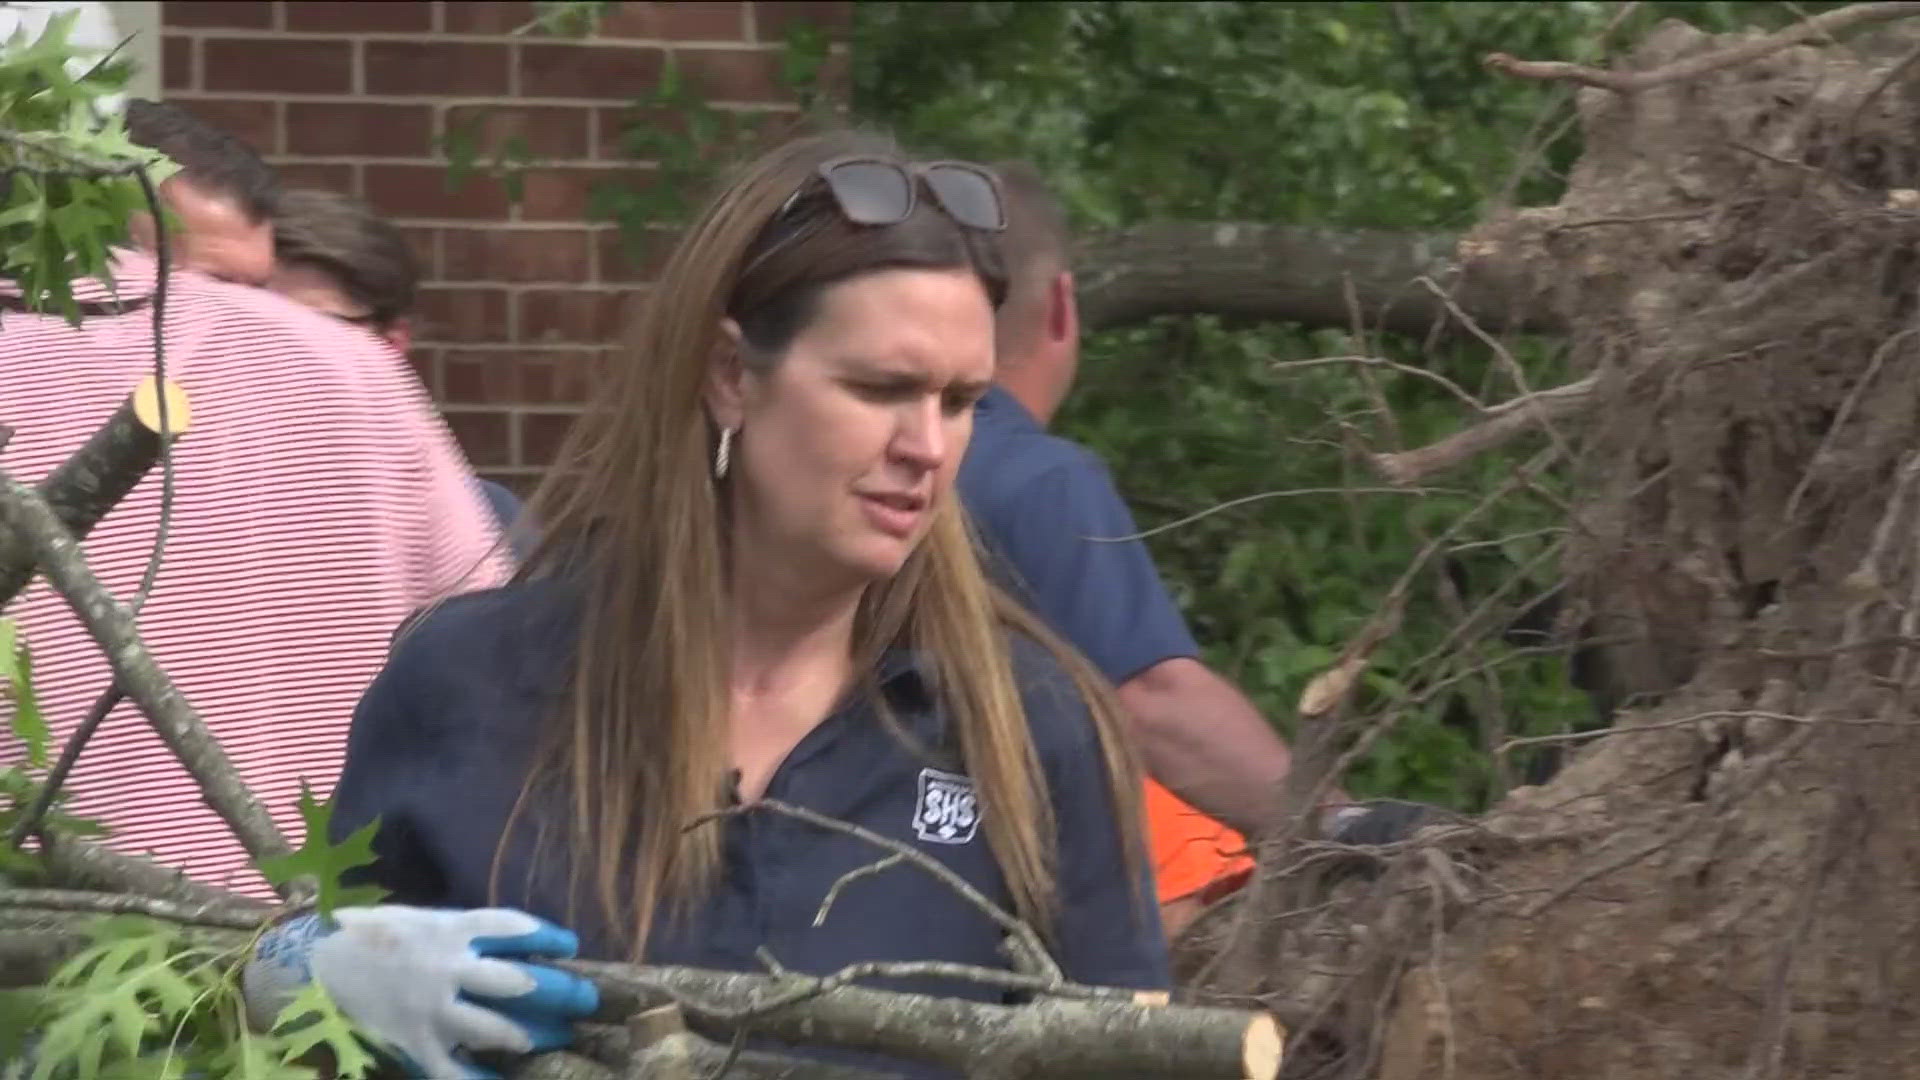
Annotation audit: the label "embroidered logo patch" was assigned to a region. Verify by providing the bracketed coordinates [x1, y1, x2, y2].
[913, 767, 980, 844]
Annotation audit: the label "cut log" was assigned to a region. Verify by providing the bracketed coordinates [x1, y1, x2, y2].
[0, 375, 191, 608]
[577, 959, 1284, 1079]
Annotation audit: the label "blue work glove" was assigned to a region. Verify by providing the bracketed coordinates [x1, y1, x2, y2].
[241, 905, 599, 1079]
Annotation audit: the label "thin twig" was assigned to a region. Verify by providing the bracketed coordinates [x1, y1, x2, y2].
[8, 684, 123, 849]
[813, 852, 906, 928]
[1269, 355, 1487, 413]
[1485, 2, 1920, 93]
[1090, 486, 1449, 544]
[1785, 327, 1917, 520]
[690, 798, 1062, 983]
[1495, 708, 1918, 755]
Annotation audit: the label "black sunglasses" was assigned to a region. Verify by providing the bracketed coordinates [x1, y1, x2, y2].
[776, 155, 1007, 232]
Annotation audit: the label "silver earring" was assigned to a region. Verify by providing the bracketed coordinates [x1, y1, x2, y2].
[714, 426, 734, 480]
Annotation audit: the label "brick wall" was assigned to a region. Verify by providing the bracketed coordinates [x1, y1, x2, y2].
[158, 0, 850, 493]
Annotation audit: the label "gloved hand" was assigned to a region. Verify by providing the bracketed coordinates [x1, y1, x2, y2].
[1322, 798, 1438, 846]
[241, 905, 599, 1079]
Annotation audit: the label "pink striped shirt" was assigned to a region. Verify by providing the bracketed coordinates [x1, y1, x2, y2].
[0, 250, 513, 897]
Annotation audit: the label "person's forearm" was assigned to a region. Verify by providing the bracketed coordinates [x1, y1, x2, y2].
[1117, 657, 1345, 837]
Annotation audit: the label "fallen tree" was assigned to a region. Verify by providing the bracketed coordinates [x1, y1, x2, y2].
[1176, 5, 1920, 1078]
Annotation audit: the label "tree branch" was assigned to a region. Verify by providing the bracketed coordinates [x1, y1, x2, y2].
[0, 467, 292, 874]
[0, 901, 1284, 1079]
[1485, 1, 1920, 93]
[577, 960, 1284, 1080]
[0, 376, 191, 607]
[699, 798, 1063, 984]
[1372, 375, 1598, 486]
[1073, 224, 1556, 337]
[33, 835, 270, 911]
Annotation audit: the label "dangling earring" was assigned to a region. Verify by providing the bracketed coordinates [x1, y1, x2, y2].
[714, 426, 734, 480]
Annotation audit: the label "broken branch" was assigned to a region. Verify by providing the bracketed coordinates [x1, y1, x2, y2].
[578, 959, 1285, 1080]
[0, 375, 191, 607]
[1485, 1, 1920, 93]
[1371, 375, 1598, 486]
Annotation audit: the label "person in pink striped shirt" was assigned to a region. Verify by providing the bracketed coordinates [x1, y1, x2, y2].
[0, 128, 512, 897]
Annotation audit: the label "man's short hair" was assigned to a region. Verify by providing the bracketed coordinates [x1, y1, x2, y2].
[271, 188, 420, 330]
[990, 159, 1071, 289]
[124, 98, 277, 221]
[988, 160, 1071, 358]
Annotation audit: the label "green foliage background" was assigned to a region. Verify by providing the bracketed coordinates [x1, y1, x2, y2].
[567, 1, 1856, 812]
[833, 1, 1844, 809]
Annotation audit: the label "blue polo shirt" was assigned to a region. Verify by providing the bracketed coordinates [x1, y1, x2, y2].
[327, 576, 1169, 1077]
[958, 386, 1201, 686]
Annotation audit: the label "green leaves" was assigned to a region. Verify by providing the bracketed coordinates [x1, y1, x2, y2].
[29, 917, 201, 1080]
[267, 984, 378, 1080]
[0, 617, 45, 768]
[254, 782, 386, 918]
[12, 913, 379, 1080]
[0, 7, 180, 322]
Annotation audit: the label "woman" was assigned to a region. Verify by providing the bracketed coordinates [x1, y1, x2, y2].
[241, 129, 1169, 1077]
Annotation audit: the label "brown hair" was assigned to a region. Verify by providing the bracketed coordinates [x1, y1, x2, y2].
[503, 128, 1147, 959]
[270, 188, 419, 330]
[988, 159, 1072, 361]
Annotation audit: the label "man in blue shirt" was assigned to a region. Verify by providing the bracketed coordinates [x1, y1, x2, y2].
[960, 163, 1423, 933]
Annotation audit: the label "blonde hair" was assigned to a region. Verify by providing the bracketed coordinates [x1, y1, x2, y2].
[501, 127, 1147, 960]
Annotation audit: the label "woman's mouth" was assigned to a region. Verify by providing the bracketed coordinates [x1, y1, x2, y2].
[858, 491, 926, 539]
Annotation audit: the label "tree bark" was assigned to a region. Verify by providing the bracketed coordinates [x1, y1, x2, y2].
[578, 960, 1283, 1079]
[1073, 224, 1557, 337]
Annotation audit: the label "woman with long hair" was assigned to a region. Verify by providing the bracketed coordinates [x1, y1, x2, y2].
[242, 128, 1167, 1078]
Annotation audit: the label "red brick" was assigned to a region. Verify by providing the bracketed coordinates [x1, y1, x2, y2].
[520, 43, 664, 100]
[517, 289, 630, 344]
[163, 36, 195, 91]
[164, 2, 275, 29]
[365, 164, 511, 221]
[444, 410, 512, 468]
[443, 228, 594, 283]
[406, 347, 439, 395]
[414, 286, 512, 343]
[400, 226, 440, 278]
[443, 349, 600, 405]
[754, 1, 851, 42]
[672, 47, 787, 105]
[271, 161, 357, 192]
[169, 97, 279, 155]
[284, 1, 433, 32]
[520, 411, 580, 465]
[516, 166, 653, 222]
[446, 105, 592, 161]
[286, 102, 433, 157]
[365, 41, 510, 96]
[599, 2, 746, 40]
[440, 1, 534, 34]
[204, 38, 353, 94]
[596, 227, 675, 283]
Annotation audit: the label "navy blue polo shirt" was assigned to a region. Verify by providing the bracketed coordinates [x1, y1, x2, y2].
[958, 386, 1201, 686]
[327, 577, 1169, 1077]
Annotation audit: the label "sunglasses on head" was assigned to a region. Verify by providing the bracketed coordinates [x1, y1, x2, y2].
[776, 155, 1007, 233]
